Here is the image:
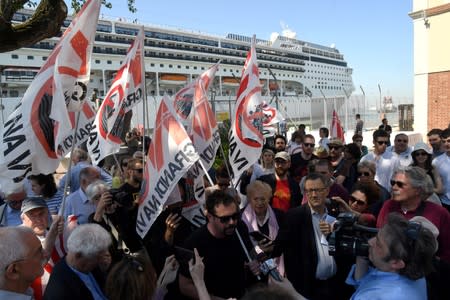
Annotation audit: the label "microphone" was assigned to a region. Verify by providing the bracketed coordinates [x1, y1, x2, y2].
[260, 258, 282, 281]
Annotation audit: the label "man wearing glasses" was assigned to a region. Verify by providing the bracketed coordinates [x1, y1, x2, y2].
[179, 190, 259, 299]
[0, 186, 27, 227]
[377, 166, 450, 264]
[347, 213, 436, 299]
[273, 173, 347, 300]
[387, 133, 412, 167]
[360, 129, 399, 192]
[0, 226, 48, 299]
[290, 134, 318, 183]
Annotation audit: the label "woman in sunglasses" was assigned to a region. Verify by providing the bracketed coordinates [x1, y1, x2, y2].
[331, 181, 380, 227]
[410, 142, 444, 198]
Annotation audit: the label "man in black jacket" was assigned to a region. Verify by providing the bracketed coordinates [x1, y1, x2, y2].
[43, 224, 111, 300]
[272, 173, 349, 300]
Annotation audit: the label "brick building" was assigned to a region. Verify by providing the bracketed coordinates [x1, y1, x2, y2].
[410, 1, 450, 133]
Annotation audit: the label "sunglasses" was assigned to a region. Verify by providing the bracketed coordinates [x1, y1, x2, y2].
[390, 180, 406, 188]
[357, 171, 371, 177]
[304, 143, 315, 148]
[349, 196, 367, 206]
[376, 141, 389, 145]
[414, 151, 428, 157]
[329, 145, 342, 150]
[211, 212, 240, 224]
[133, 168, 144, 173]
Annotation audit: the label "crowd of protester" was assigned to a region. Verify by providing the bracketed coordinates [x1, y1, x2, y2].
[1, 124, 450, 300]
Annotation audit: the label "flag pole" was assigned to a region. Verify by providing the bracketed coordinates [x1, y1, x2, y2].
[140, 26, 147, 166]
[59, 110, 82, 216]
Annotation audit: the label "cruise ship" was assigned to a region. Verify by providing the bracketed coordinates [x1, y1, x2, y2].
[0, 8, 355, 128]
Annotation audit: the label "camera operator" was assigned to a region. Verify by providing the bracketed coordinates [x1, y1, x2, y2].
[88, 158, 146, 258]
[346, 213, 436, 299]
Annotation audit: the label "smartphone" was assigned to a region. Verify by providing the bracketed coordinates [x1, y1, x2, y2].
[174, 246, 194, 264]
[249, 231, 271, 242]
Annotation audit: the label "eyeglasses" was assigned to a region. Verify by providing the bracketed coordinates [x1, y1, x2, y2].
[133, 168, 144, 173]
[414, 151, 428, 157]
[211, 212, 240, 224]
[304, 187, 327, 195]
[376, 141, 389, 145]
[304, 143, 315, 148]
[390, 180, 406, 188]
[357, 171, 371, 177]
[329, 145, 342, 150]
[349, 196, 367, 206]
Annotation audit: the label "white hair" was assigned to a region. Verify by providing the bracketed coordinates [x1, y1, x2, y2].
[67, 223, 111, 258]
[0, 227, 33, 287]
[85, 180, 108, 201]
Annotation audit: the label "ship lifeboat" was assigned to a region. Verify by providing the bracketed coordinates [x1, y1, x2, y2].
[222, 76, 240, 86]
[160, 74, 187, 84]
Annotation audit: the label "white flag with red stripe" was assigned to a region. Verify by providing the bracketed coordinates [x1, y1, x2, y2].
[136, 96, 200, 238]
[261, 101, 285, 127]
[228, 36, 264, 182]
[330, 109, 345, 142]
[0, 0, 100, 190]
[87, 27, 145, 165]
[173, 63, 220, 204]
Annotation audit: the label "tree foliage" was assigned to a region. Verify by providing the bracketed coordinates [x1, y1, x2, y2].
[0, 0, 136, 53]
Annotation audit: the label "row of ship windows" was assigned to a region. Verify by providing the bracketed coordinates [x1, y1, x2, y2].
[6, 55, 350, 83]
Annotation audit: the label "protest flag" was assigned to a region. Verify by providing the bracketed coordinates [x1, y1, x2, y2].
[330, 109, 345, 142]
[228, 36, 264, 183]
[0, 0, 101, 190]
[87, 27, 145, 165]
[136, 95, 200, 238]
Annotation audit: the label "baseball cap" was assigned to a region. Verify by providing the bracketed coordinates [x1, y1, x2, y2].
[274, 151, 290, 161]
[21, 197, 48, 214]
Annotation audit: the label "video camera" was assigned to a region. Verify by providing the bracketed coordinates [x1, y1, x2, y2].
[109, 188, 134, 207]
[327, 212, 378, 257]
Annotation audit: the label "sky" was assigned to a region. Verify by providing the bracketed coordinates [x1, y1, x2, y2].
[67, 0, 414, 106]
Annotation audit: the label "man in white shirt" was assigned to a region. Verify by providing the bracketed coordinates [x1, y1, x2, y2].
[360, 129, 399, 191]
[388, 133, 412, 167]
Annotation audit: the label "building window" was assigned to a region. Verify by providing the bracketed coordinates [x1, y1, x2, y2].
[42, 56, 47, 61]
[27, 55, 34, 60]
[95, 60, 100, 64]
[160, 64, 164, 67]
[107, 60, 112, 64]
[11, 54, 19, 59]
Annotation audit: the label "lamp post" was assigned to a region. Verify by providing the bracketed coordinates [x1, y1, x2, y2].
[378, 83, 382, 118]
[319, 88, 327, 128]
[360, 85, 365, 120]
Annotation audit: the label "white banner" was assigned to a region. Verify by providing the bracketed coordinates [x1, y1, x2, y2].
[0, 0, 100, 190]
[228, 36, 264, 182]
[136, 96, 200, 238]
[87, 27, 145, 165]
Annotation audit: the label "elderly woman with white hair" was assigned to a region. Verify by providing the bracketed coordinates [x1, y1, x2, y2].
[241, 180, 285, 276]
[43, 223, 112, 300]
